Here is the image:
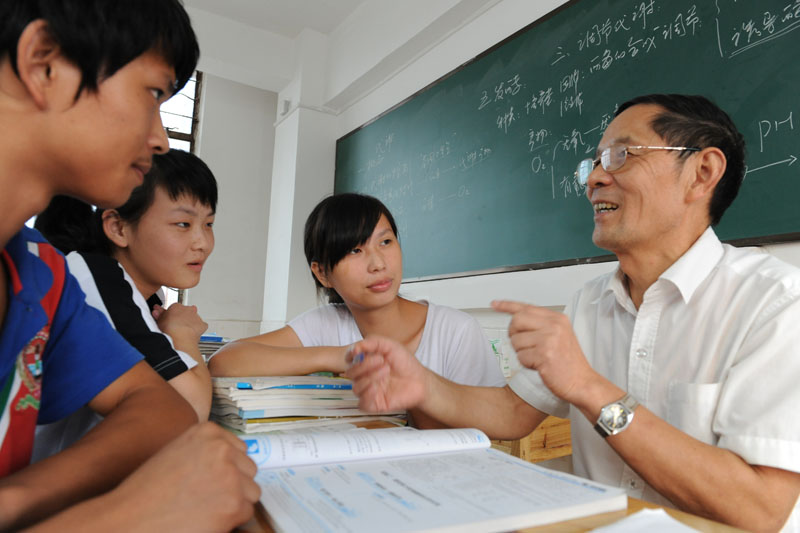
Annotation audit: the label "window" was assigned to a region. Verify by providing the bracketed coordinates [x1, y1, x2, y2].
[161, 72, 203, 152]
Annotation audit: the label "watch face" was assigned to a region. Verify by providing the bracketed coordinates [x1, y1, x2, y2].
[600, 404, 630, 429]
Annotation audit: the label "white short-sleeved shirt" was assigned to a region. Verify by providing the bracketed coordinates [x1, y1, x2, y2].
[509, 228, 800, 530]
[289, 301, 506, 387]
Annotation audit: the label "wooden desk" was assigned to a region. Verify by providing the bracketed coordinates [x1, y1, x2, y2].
[237, 497, 745, 533]
[492, 415, 572, 463]
[518, 498, 746, 532]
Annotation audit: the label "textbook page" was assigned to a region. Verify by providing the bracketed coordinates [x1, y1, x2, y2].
[243, 427, 489, 469]
[256, 446, 627, 533]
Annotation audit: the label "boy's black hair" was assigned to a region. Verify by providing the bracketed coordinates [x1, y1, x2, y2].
[36, 149, 218, 256]
[117, 148, 218, 226]
[0, 0, 199, 96]
[616, 94, 746, 226]
[33, 196, 100, 255]
[304, 193, 399, 304]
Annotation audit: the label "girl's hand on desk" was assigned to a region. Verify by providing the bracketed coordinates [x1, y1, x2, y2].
[344, 335, 427, 412]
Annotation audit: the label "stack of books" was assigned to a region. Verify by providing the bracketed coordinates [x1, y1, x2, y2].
[198, 334, 228, 362]
[211, 376, 406, 433]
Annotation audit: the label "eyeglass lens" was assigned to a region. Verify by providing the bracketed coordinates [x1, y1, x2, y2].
[576, 144, 628, 186]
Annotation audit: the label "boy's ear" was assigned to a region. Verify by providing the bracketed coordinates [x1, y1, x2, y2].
[102, 210, 130, 248]
[310, 262, 332, 288]
[15, 19, 75, 109]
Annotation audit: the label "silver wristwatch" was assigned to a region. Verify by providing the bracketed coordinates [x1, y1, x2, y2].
[594, 393, 639, 438]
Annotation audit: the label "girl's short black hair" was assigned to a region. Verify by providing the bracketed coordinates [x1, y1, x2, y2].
[35, 149, 217, 256]
[304, 193, 399, 304]
[0, 0, 199, 96]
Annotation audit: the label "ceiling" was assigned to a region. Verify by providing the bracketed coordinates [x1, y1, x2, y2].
[182, 0, 367, 38]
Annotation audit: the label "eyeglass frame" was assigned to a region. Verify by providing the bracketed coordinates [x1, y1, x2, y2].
[575, 145, 701, 186]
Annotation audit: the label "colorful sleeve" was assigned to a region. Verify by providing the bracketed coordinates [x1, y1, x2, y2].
[38, 261, 143, 424]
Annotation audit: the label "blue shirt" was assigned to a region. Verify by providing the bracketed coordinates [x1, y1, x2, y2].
[1, 227, 142, 425]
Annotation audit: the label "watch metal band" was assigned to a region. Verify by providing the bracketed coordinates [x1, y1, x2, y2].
[618, 393, 640, 412]
[594, 393, 640, 438]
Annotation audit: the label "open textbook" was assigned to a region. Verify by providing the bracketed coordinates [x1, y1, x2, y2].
[244, 427, 627, 533]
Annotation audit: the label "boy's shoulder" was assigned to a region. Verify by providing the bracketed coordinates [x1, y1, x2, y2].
[5, 226, 63, 265]
[3, 226, 67, 305]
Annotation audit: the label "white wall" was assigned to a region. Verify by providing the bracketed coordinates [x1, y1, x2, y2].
[186, 7, 295, 93]
[188, 74, 277, 338]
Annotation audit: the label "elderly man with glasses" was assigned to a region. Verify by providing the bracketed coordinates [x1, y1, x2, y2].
[345, 94, 800, 532]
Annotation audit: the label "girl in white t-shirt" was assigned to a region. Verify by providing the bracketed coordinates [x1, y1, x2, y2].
[209, 194, 505, 409]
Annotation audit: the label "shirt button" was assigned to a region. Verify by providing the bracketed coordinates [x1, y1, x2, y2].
[635, 348, 648, 358]
[629, 479, 638, 489]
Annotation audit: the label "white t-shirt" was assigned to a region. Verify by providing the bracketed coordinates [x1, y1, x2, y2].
[509, 227, 800, 531]
[289, 301, 506, 387]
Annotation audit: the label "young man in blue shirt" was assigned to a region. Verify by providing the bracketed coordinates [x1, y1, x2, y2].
[0, 1, 259, 530]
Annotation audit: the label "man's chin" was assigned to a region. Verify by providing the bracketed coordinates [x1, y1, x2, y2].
[90, 183, 140, 209]
[591, 232, 618, 254]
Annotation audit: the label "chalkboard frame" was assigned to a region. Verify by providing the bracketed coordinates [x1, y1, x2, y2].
[335, 0, 800, 283]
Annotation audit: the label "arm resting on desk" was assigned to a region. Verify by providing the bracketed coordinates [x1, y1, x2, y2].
[0, 362, 196, 530]
[209, 326, 348, 377]
[18, 423, 260, 533]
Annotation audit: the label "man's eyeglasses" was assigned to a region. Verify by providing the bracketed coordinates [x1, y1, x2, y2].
[575, 144, 701, 186]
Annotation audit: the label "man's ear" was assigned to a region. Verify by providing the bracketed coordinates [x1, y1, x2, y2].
[686, 146, 726, 204]
[15, 19, 72, 109]
[310, 262, 332, 288]
[102, 210, 130, 249]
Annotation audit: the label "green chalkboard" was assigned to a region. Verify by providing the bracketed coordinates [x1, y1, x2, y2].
[335, 0, 800, 280]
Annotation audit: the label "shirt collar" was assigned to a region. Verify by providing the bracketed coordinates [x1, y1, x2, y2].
[602, 267, 636, 314]
[599, 226, 724, 308]
[660, 227, 723, 303]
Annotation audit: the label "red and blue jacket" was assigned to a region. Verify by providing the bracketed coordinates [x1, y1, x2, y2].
[0, 227, 141, 476]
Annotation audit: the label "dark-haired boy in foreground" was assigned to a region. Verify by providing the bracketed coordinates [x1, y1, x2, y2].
[0, 1, 258, 530]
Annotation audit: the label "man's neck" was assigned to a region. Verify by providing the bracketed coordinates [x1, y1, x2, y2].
[0, 98, 55, 249]
[0, 171, 53, 248]
[616, 227, 708, 308]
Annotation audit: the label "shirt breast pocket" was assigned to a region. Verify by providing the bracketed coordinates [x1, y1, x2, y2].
[666, 382, 722, 445]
